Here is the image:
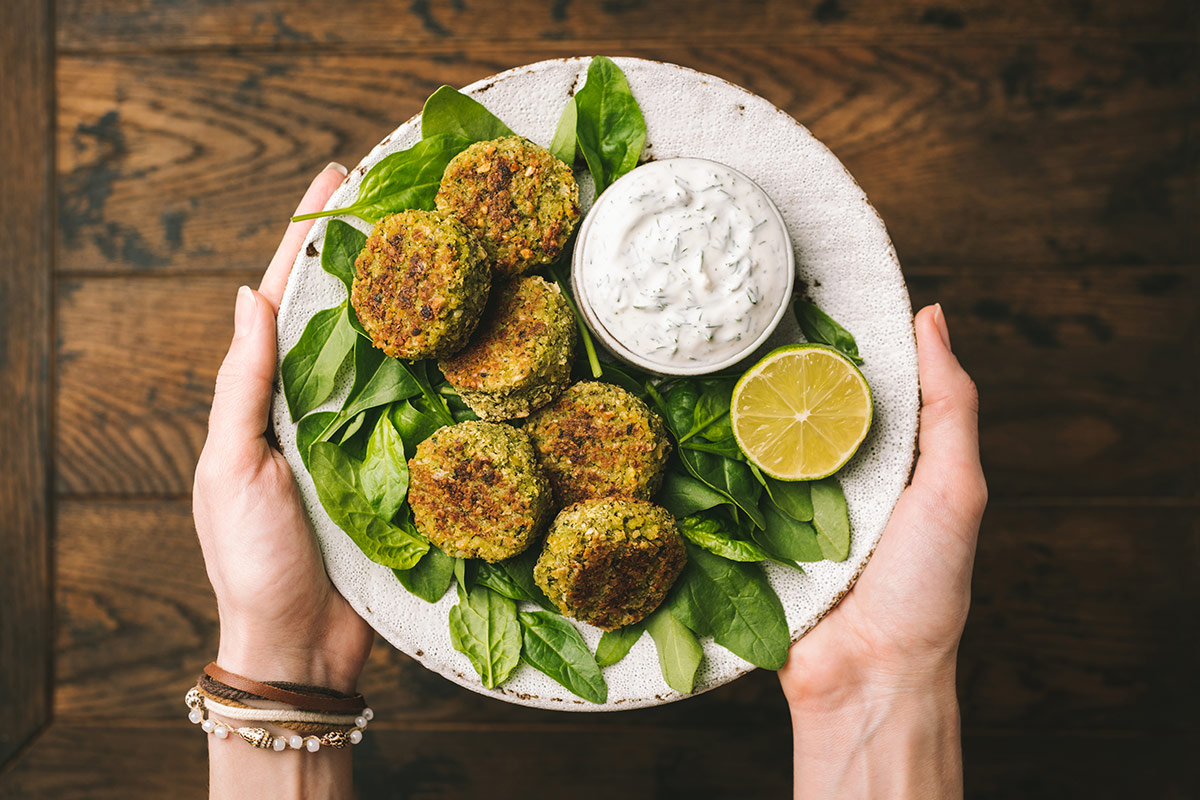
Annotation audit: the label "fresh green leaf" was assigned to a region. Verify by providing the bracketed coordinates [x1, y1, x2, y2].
[684, 380, 734, 443]
[657, 469, 729, 518]
[421, 86, 515, 142]
[764, 477, 813, 522]
[549, 96, 578, 165]
[598, 361, 651, 397]
[389, 399, 442, 453]
[574, 56, 646, 194]
[308, 442, 428, 569]
[296, 411, 338, 470]
[680, 439, 744, 459]
[449, 583, 521, 689]
[679, 449, 765, 529]
[595, 623, 645, 667]
[794, 300, 864, 365]
[454, 557, 477, 592]
[644, 607, 703, 694]
[518, 611, 607, 704]
[409, 359, 458, 427]
[281, 304, 356, 422]
[660, 382, 700, 439]
[756, 503, 824, 563]
[548, 260, 603, 379]
[677, 514, 769, 562]
[665, 543, 790, 670]
[359, 413, 409, 521]
[343, 338, 422, 418]
[475, 550, 554, 610]
[393, 545, 455, 603]
[321, 219, 366, 293]
[811, 479, 851, 561]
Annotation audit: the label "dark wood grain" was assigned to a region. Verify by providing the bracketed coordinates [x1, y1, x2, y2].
[0, 0, 52, 766]
[52, 499, 1197, 738]
[56, 265, 1198, 498]
[55, 0, 1198, 52]
[55, 42, 1196, 275]
[2, 723, 1194, 799]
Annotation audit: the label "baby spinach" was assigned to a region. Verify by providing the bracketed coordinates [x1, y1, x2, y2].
[657, 469, 729, 519]
[756, 504, 824, 564]
[308, 441, 428, 569]
[682, 379, 734, 443]
[794, 299, 863, 365]
[811, 478, 851, 561]
[678, 514, 769, 562]
[320, 219, 366, 293]
[645, 607, 703, 694]
[292, 134, 471, 223]
[518, 611, 607, 704]
[679, 449, 765, 529]
[474, 549, 555, 610]
[394, 544, 455, 603]
[281, 303, 357, 422]
[422, 86, 515, 142]
[454, 556, 477, 592]
[389, 398, 443, 453]
[574, 56, 646, 194]
[359, 413, 409, 522]
[666, 543, 790, 670]
[549, 96, 578, 165]
[296, 410, 338, 470]
[449, 582, 521, 689]
[762, 475, 813, 522]
[595, 623, 645, 667]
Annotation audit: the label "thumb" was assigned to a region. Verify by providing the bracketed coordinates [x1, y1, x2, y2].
[911, 304, 987, 517]
[208, 286, 279, 448]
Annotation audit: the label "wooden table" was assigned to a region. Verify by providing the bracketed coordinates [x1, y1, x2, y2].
[2, 1, 1196, 796]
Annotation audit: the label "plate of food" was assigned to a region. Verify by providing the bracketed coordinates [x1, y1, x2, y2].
[272, 56, 919, 710]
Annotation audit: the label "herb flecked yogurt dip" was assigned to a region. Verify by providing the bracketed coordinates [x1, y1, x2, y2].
[573, 157, 794, 375]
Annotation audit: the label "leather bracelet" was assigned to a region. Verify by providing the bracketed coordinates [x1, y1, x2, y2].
[203, 662, 366, 713]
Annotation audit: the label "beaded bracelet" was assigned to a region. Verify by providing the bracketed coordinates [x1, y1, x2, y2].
[185, 685, 374, 752]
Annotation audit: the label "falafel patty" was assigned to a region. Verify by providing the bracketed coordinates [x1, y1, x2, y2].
[407, 421, 551, 562]
[351, 209, 489, 360]
[524, 381, 672, 506]
[440, 275, 576, 421]
[534, 498, 686, 630]
[435, 136, 580, 278]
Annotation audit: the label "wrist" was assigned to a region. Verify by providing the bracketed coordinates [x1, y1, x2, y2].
[216, 637, 362, 695]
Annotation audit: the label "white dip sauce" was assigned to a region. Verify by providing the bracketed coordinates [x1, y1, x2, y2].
[576, 158, 792, 371]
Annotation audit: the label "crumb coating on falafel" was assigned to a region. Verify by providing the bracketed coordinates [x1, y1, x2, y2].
[435, 136, 580, 278]
[524, 381, 672, 506]
[534, 498, 686, 630]
[351, 209, 490, 360]
[408, 421, 551, 562]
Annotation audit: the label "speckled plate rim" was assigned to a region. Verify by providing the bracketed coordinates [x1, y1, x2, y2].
[273, 56, 920, 712]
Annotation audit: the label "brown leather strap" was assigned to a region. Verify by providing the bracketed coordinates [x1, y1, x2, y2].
[203, 662, 366, 713]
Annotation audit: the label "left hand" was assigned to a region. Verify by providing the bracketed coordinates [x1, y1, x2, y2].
[193, 164, 373, 693]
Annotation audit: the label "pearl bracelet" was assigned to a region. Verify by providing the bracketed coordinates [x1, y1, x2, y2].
[185, 687, 373, 751]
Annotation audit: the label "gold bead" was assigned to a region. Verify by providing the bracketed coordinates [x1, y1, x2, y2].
[320, 730, 349, 749]
[237, 727, 274, 749]
[185, 688, 203, 709]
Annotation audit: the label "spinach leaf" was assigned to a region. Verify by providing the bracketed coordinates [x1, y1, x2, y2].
[574, 56, 646, 194]
[281, 303, 356, 422]
[518, 611, 607, 704]
[794, 300, 863, 365]
[677, 514, 768, 562]
[811, 478, 851, 561]
[475, 549, 554, 610]
[764, 477, 813, 522]
[598, 361, 651, 397]
[308, 442, 428, 569]
[449, 582, 521, 689]
[644, 607, 703, 694]
[343, 339, 422, 419]
[657, 469, 729, 519]
[684, 379, 734, 443]
[421, 86, 514, 142]
[659, 382, 700, 439]
[680, 439, 744, 460]
[756, 503, 824, 563]
[359, 413, 409, 522]
[549, 96, 577, 165]
[393, 545, 455, 603]
[665, 543, 790, 670]
[321, 219, 366, 293]
[454, 557, 477, 592]
[389, 398, 442, 453]
[296, 410, 338, 470]
[292, 134, 471, 223]
[679, 448, 765, 529]
[595, 623, 645, 667]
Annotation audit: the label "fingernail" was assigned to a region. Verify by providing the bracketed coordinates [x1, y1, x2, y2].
[324, 161, 349, 177]
[234, 286, 257, 339]
[933, 303, 952, 351]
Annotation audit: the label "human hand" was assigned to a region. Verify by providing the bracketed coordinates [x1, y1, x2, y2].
[193, 165, 373, 695]
[778, 304, 986, 798]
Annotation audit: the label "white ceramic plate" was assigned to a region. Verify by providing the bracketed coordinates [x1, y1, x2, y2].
[273, 57, 919, 712]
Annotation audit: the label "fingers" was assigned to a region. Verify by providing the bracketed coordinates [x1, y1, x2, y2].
[911, 305, 987, 518]
[259, 163, 349, 311]
[207, 287, 281, 452]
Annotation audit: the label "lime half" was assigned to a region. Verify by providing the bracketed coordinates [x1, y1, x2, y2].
[731, 344, 873, 481]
